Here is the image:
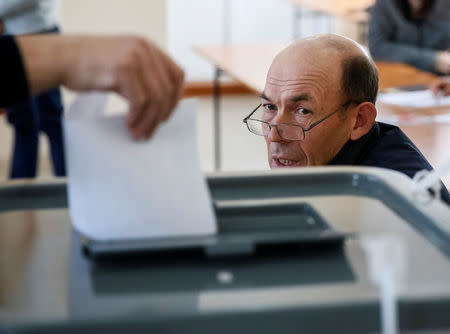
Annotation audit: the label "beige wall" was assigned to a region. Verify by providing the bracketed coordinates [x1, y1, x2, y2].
[57, 0, 167, 48]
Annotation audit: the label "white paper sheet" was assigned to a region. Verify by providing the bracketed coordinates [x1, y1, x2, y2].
[64, 93, 217, 241]
[378, 89, 450, 108]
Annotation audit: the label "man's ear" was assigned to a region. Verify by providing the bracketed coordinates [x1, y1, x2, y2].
[350, 102, 377, 141]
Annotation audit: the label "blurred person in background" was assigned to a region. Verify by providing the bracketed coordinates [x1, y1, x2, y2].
[0, 0, 65, 178]
[368, 0, 450, 75]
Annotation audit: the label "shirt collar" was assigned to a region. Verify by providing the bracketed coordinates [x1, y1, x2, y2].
[328, 122, 379, 166]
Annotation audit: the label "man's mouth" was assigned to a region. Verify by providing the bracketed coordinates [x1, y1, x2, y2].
[273, 158, 301, 167]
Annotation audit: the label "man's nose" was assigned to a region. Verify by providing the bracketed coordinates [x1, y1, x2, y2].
[267, 111, 290, 142]
[267, 124, 283, 142]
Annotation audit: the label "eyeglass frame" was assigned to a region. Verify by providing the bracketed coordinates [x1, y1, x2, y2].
[243, 100, 355, 141]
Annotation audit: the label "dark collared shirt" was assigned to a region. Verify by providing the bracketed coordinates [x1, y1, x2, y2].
[329, 121, 450, 205]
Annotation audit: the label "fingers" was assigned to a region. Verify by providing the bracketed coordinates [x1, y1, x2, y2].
[140, 41, 185, 128]
[112, 40, 151, 140]
[430, 79, 450, 97]
[125, 40, 164, 139]
[66, 35, 185, 140]
[132, 41, 175, 138]
[430, 81, 440, 96]
[116, 37, 184, 140]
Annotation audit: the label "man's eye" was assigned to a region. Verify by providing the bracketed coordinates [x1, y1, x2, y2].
[296, 108, 311, 116]
[263, 104, 277, 111]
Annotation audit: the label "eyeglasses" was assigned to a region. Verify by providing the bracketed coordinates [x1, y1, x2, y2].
[243, 101, 353, 141]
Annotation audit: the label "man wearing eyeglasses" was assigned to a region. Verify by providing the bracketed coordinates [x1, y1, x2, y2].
[243, 34, 450, 205]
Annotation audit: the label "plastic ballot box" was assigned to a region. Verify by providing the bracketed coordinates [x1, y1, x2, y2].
[1, 167, 449, 333]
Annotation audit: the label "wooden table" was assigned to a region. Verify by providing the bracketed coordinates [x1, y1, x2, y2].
[195, 44, 449, 186]
[376, 62, 437, 90]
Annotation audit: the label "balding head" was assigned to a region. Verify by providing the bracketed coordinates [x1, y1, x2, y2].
[269, 34, 378, 105]
[276, 34, 366, 62]
[259, 34, 378, 169]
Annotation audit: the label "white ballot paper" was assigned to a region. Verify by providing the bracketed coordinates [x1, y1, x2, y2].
[378, 89, 450, 108]
[64, 93, 217, 241]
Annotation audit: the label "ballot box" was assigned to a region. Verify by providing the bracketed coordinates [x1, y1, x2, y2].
[1, 167, 449, 333]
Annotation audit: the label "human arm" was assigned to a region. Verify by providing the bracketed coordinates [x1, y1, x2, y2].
[4, 34, 184, 139]
[0, 0, 38, 18]
[430, 78, 450, 96]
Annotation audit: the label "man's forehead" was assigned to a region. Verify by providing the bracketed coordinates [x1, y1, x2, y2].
[263, 69, 332, 104]
[263, 48, 342, 102]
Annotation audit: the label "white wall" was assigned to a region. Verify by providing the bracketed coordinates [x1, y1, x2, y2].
[57, 0, 166, 47]
[167, 0, 294, 81]
[167, 0, 224, 81]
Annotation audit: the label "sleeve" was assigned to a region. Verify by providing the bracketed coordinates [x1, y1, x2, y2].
[368, 0, 437, 73]
[0, 35, 30, 107]
[0, 0, 38, 18]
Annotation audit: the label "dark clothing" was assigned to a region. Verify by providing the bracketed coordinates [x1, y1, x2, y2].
[7, 87, 65, 177]
[0, 35, 29, 107]
[368, 0, 450, 74]
[329, 122, 450, 205]
[1, 29, 66, 178]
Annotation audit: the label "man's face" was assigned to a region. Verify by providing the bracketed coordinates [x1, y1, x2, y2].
[262, 46, 356, 168]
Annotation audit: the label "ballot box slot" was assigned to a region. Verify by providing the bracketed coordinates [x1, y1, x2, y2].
[215, 202, 328, 234]
[82, 201, 345, 260]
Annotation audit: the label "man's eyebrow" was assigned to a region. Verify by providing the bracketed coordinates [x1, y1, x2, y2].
[259, 92, 271, 101]
[289, 93, 311, 102]
[259, 92, 312, 103]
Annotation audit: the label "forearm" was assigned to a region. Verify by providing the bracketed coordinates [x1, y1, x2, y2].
[370, 40, 437, 72]
[15, 34, 72, 96]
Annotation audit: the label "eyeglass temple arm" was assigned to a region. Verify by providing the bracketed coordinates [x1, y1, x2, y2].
[304, 108, 340, 131]
[243, 104, 262, 122]
[304, 100, 353, 131]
